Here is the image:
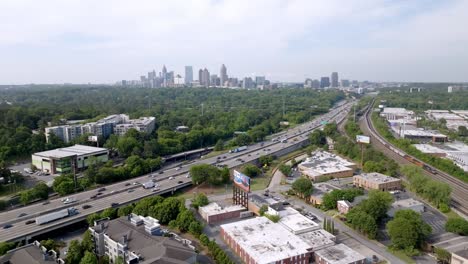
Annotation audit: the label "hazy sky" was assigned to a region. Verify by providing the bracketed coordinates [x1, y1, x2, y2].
[1, 0, 468, 84]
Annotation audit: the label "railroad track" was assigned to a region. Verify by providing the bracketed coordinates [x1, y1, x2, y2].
[361, 99, 468, 217]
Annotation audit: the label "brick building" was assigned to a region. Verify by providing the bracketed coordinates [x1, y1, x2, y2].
[353, 172, 401, 191]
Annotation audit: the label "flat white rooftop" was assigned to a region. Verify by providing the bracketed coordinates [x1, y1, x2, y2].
[278, 207, 320, 234]
[315, 243, 366, 264]
[299, 151, 355, 177]
[354, 172, 401, 184]
[33, 145, 108, 159]
[199, 202, 245, 216]
[402, 130, 447, 138]
[221, 217, 311, 264]
[382, 107, 412, 114]
[298, 229, 336, 251]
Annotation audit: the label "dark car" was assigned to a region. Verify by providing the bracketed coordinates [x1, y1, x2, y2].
[42, 201, 50, 205]
[82, 205, 92, 209]
[90, 194, 97, 199]
[158, 171, 164, 174]
[98, 188, 106, 192]
[128, 189, 134, 193]
[177, 181, 183, 184]
[25, 220, 35, 225]
[97, 192, 103, 196]
[111, 203, 119, 208]
[3, 224, 13, 229]
[124, 183, 131, 186]
[17, 213, 27, 218]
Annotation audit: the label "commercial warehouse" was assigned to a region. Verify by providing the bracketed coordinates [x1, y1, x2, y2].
[298, 151, 356, 181]
[32, 145, 108, 174]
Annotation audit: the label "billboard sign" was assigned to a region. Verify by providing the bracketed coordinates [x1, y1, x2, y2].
[356, 135, 370, 144]
[88, 136, 98, 142]
[233, 170, 250, 192]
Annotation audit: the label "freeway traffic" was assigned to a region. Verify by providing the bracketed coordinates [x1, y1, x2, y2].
[0, 100, 353, 242]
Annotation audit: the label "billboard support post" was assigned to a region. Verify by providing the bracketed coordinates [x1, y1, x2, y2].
[355, 135, 370, 168]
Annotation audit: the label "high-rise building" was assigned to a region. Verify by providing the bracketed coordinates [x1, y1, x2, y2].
[162, 65, 168, 87]
[202, 68, 210, 86]
[198, 69, 203, 85]
[331, 72, 339, 88]
[242, 77, 253, 89]
[255, 76, 266, 87]
[320, 77, 330, 88]
[184, 66, 193, 85]
[211, 74, 220, 86]
[312, 79, 320, 89]
[220, 64, 228, 87]
[341, 79, 350, 87]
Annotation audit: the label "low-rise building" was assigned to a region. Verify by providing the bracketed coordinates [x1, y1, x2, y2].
[388, 198, 424, 217]
[298, 229, 336, 252]
[337, 200, 353, 215]
[198, 202, 246, 224]
[314, 243, 366, 264]
[89, 215, 207, 264]
[248, 194, 283, 215]
[278, 207, 320, 234]
[413, 142, 468, 172]
[32, 144, 108, 174]
[298, 151, 356, 181]
[309, 183, 341, 205]
[451, 249, 468, 264]
[0, 241, 64, 264]
[221, 217, 312, 264]
[380, 107, 414, 120]
[353, 172, 401, 191]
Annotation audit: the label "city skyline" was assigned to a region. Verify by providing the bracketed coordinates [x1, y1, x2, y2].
[1, 0, 468, 84]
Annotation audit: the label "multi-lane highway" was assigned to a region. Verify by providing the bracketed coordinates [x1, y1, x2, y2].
[0, 100, 354, 242]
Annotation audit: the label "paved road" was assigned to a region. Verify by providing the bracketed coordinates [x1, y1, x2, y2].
[0, 100, 354, 242]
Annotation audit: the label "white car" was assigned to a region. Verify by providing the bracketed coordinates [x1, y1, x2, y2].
[169, 176, 175, 180]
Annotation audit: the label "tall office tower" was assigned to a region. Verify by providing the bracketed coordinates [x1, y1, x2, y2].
[162, 65, 168, 87]
[198, 69, 203, 85]
[242, 77, 253, 89]
[255, 76, 266, 87]
[185, 66, 193, 85]
[202, 68, 210, 86]
[320, 77, 330, 88]
[312, 79, 320, 89]
[220, 64, 228, 87]
[167, 71, 175, 87]
[331, 72, 339, 87]
[341, 79, 350, 87]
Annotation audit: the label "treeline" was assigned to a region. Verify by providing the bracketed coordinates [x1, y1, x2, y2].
[400, 165, 452, 212]
[0, 86, 345, 162]
[372, 112, 468, 182]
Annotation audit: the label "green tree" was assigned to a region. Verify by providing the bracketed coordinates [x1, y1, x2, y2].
[86, 213, 102, 225]
[445, 218, 468, 235]
[79, 251, 98, 264]
[117, 204, 135, 217]
[259, 205, 268, 216]
[291, 177, 313, 198]
[309, 130, 326, 146]
[175, 210, 196, 232]
[214, 139, 224, 151]
[150, 197, 182, 224]
[387, 210, 431, 255]
[189, 220, 204, 237]
[434, 247, 451, 264]
[0, 242, 16, 256]
[40, 239, 58, 251]
[278, 164, 292, 176]
[66, 240, 84, 264]
[81, 230, 94, 253]
[259, 155, 273, 166]
[360, 190, 393, 221]
[100, 208, 118, 219]
[242, 164, 261, 178]
[191, 193, 209, 209]
[346, 208, 378, 239]
[458, 126, 468, 137]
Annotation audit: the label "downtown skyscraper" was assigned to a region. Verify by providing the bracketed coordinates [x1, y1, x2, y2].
[184, 66, 193, 85]
[220, 64, 228, 87]
[331, 72, 339, 88]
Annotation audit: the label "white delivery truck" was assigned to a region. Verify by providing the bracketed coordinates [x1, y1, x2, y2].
[35, 208, 78, 225]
